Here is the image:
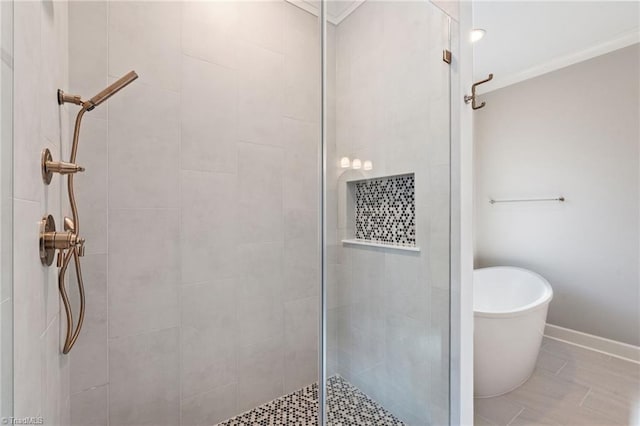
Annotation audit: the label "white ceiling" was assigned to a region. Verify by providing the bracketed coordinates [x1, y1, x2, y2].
[473, 1, 640, 92]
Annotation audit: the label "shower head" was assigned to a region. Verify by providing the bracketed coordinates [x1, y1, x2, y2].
[85, 70, 138, 111]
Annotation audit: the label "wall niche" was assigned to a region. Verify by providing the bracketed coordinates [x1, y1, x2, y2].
[342, 173, 417, 251]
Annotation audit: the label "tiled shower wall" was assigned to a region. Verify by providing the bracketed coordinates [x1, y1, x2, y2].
[13, 0, 71, 424]
[68, 2, 319, 425]
[327, 2, 451, 425]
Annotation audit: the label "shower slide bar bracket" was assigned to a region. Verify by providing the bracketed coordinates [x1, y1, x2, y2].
[464, 73, 493, 110]
[40, 70, 138, 354]
[489, 196, 565, 204]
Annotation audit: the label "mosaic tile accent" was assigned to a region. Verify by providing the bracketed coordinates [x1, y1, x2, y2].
[215, 375, 405, 426]
[354, 174, 416, 246]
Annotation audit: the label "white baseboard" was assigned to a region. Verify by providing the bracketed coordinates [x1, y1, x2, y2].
[544, 323, 640, 364]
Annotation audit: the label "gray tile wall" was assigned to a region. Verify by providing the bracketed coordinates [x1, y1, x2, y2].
[327, 2, 451, 425]
[13, 0, 71, 424]
[68, 2, 320, 425]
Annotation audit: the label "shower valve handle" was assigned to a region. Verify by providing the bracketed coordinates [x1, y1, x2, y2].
[41, 148, 85, 185]
[46, 160, 85, 175]
[40, 214, 86, 266]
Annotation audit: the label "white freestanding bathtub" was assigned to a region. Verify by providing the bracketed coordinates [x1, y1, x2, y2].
[474, 267, 553, 398]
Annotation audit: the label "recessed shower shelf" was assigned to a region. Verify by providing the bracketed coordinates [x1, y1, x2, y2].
[341, 239, 420, 252]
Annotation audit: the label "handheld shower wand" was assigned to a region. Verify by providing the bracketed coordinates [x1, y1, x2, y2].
[41, 71, 138, 353]
[58, 70, 138, 111]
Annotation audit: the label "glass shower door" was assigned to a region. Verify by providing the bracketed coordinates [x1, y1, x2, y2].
[322, 1, 452, 424]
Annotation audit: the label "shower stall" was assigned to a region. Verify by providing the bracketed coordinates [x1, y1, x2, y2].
[4, 0, 459, 424]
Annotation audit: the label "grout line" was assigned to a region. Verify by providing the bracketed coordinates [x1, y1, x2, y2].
[506, 407, 525, 426]
[108, 324, 179, 341]
[554, 360, 568, 376]
[106, 207, 181, 211]
[578, 387, 592, 407]
[12, 196, 41, 204]
[70, 382, 109, 397]
[474, 414, 496, 426]
[40, 312, 59, 339]
[236, 138, 288, 151]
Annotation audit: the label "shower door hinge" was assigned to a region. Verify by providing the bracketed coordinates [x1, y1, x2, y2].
[443, 49, 452, 64]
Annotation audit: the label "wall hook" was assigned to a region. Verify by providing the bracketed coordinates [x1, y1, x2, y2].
[464, 73, 493, 110]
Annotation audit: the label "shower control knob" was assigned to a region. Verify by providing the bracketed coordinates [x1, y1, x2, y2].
[41, 148, 85, 185]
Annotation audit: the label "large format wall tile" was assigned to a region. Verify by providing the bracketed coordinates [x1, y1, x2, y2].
[109, 327, 180, 426]
[181, 56, 237, 174]
[237, 336, 285, 413]
[13, 200, 43, 417]
[108, 81, 180, 209]
[69, 1, 108, 120]
[74, 117, 108, 255]
[237, 292, 284, 350]
[181, 383, 238, 426]
[108, 209, 180, 338]
[283, 118, 319, 211]
[283, 296, 318, 392]
[40, 0, 68, 149]
[43, 317, 65, 426]
[236, 43, 285, 147]
[237, 1, 285, 55]
[237, 242, 283, 300]
[70, 384, 108, 426]
[109, 1, 181, 92]
[283, 208, 319, 302]
[13, 0, 42, 202]
[237, 142, 284, 243]
[283, 5, 320, 122]
[69, 254, 108, 394]
[182, 1, 239, 69]
[180, 170, 237, 284]
[181, 280, 237, 399]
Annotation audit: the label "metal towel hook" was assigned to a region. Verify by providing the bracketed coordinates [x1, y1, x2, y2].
[464, 73, 493, 110]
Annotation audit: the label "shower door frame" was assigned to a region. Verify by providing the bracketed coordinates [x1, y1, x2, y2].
[318, 1, 327, 425]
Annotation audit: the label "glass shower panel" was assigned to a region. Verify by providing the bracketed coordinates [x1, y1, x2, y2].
[324, 1, 451, 424]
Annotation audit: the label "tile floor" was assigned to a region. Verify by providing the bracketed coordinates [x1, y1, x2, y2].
[216, 375, 404, 426]
[475, 337, 640, 426]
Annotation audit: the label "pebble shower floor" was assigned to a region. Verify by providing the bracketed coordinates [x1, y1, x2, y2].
[215, 375, 405, 426]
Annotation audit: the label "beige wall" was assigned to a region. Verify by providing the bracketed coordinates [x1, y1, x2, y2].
[68, 2, 319, 425]
[327, 2, 452, 424]
[475, 44, 640, 346]
[13, 0, 71, 423]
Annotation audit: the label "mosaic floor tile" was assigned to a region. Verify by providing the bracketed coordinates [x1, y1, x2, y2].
[215, 375, 405, 426]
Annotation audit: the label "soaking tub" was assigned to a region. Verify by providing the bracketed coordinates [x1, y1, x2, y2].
[474, 266, 554, 398]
